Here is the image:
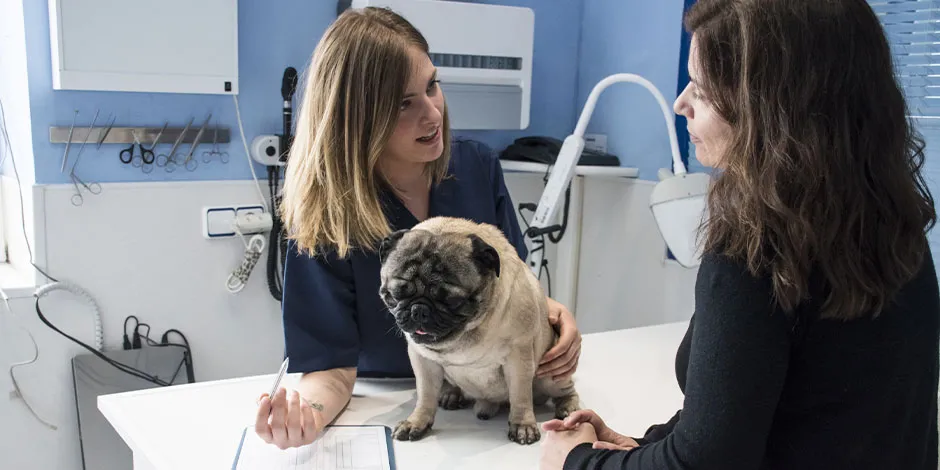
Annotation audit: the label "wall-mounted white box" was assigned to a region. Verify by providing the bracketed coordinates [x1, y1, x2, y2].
[49, 0, 239, 95]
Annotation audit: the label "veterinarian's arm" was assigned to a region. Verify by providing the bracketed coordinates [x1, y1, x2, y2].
[561, 253, 791, 470]
[538, 298, 582, 381]
[297, 366, 358, 430]
[255, 366, 357, 449]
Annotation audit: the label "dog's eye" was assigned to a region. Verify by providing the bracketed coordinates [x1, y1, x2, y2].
[445, 296, 466, 309]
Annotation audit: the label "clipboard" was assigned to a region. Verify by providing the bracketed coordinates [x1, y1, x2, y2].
[232, 425, 396, 470]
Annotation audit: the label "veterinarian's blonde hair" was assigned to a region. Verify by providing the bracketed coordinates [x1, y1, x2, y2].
[281, 7, 451, 258]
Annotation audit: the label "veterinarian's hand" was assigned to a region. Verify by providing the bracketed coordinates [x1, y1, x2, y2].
[543, 409, 639, 451]
[539, 421, 597, 470]
[538, 297, 582, 381]
[255, 388, 322, 449]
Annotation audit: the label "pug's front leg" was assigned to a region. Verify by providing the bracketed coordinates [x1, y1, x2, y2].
[503, 352, 540, 445]
[393, 344, 444, 441]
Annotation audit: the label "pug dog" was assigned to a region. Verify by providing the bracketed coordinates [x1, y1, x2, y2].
[378, 216, 581, 445]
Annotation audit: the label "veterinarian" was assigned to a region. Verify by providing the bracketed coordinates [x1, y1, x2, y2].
[253, 7, 584, 450]
[540, 0, 940, 469]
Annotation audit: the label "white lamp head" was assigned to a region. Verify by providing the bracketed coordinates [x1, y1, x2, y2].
[650, 170, 710, 268]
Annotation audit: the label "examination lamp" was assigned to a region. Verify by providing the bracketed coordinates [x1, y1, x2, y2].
[526, 73, 710, 271]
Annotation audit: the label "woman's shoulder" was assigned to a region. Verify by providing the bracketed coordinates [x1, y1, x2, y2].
[697, 251, 775, 298]
[449, 138, 500, 177]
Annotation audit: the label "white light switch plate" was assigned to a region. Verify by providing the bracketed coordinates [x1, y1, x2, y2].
[204, 207, 237, 238]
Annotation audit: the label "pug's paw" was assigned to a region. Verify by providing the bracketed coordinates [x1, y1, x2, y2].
[438, 383, 471, 410]
[553, 394, 581, 420]
[474, 400, 500, 420]
[508, 421, 541, 445]
[392, 418, 433, 441]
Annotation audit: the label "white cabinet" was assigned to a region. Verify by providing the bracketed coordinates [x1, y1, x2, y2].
[48, 0, 238, 95]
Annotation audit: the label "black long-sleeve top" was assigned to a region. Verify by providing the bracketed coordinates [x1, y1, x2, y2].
[565, 251, 940, 470]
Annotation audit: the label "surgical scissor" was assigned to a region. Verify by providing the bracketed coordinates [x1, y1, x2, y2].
[157, 117, 194, 172]
[119, 132, 154, 167]
[202, 119, 229, 164]
[70, 172, 102, 207]
[178, 114, 212, 172]
[139, 123, 166, 174]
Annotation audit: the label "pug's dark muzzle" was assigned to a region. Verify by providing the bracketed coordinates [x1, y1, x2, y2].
[388, 298, 462, 344]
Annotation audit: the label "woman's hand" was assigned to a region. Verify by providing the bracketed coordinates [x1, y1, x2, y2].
[539, 421, 598, 470]
[255, 387, 322, 449]
[538, 297, 582, 381]
[543, 409, 639, 451]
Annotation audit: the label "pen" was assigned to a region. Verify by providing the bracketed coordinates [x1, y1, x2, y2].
[267, 357, 289, 405]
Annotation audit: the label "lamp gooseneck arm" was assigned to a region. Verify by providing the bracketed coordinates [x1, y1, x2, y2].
[575, 74, 685, 175]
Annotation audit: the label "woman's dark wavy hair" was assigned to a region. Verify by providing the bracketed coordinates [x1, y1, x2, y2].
[686, 0, 936, 320]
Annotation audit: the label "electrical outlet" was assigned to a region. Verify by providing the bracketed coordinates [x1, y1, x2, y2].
[235, 206, 272, 234]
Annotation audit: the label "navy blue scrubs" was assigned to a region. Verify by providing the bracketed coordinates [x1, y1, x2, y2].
[281, 140, 528, 378]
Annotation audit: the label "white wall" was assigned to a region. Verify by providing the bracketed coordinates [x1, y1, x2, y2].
[0, 0, 35, 186]
[1, 0, 38, 272]
[0, 176, 697, 470]
[504, 171, 698, 334]
[574, 178, 698, 333]
[1, 181, 284, 470]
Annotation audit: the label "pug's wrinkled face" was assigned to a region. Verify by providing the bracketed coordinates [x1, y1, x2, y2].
[378, 229, 501, 345]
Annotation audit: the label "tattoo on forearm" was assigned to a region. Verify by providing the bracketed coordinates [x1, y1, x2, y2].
[302, 397, 325, 411]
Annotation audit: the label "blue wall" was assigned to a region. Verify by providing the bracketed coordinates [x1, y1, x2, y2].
[576, 0, 686, 180]
[22, 0, 335, 185]
[455, 0, 584, 152]
[17, 0, 591, 185]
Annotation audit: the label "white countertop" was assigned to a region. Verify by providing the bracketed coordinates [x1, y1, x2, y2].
[499, 159, 640, 178]
[98, 321, 688, 470]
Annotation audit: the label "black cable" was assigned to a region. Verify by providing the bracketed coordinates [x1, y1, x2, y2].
[541, 259, 553, 298]
[517, 203, 552, 297]
[35, 299, 177, 386]
[266, 166, 286, 301]
[123, 315, 139, 350]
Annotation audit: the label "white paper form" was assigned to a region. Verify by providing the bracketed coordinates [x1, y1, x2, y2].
[233, 425, 394, 470]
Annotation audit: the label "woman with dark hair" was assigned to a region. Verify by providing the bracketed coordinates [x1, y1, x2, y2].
[541, 0, 940, 469]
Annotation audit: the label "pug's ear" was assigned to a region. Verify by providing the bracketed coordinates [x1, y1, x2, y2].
[379, 230, 408, 264]
[468, 234, 500, 278]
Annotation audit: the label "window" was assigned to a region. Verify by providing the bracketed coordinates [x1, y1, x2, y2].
[869, 0, 940, 260]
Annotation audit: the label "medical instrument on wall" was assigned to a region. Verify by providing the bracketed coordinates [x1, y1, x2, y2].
[69, 171, 102, 207]
[60, 109, 79, 173]
[138, 123, 167, 174]
[156, 117, 194, 170]
[96, 113, 116, 149]
[524, 73, 710, 271]
[177, 113, 212, 172]
[202, 118, 230, 164]
[49, 122, 229, 146]
[70, 108, 100, 173]
[119, 131, 154, 167]
[263, 67, 297, 301]
[67, 111, 103, 206]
